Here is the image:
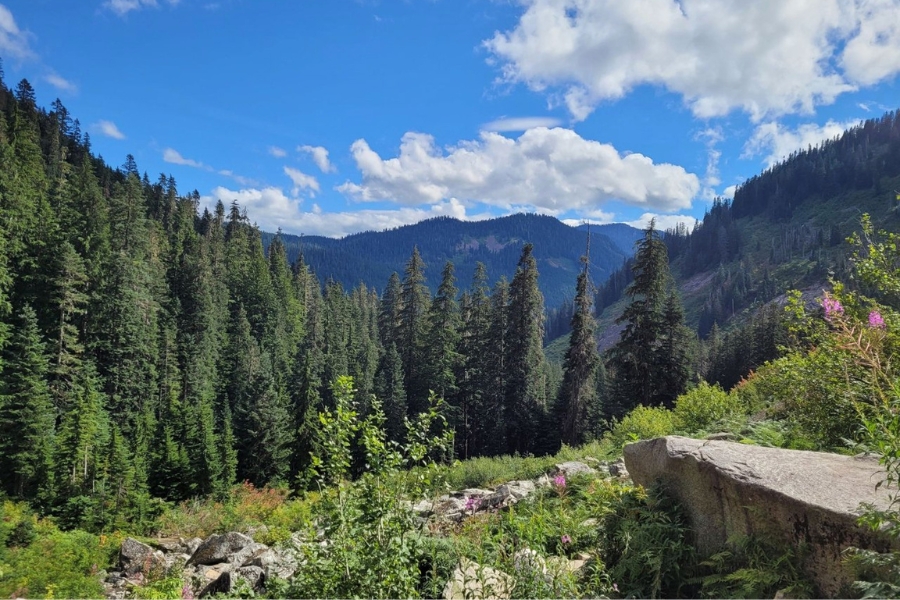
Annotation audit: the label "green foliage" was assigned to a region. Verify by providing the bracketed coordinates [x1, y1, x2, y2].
[600, 485, 697, 599]
[131, 575, 185, 599]
[0, 506, 119, 599]
[697, 535, 813, 599]
[673, 382, 742, 432]
[607, 405, 677, 448]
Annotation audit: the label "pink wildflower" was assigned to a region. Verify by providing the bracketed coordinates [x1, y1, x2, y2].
[553, 475, 566, 488]
[561, 534, 572, 544]
[464, 496, 481, 512]
[823, 297, 844, 321]
[181, 584, 194, 600]
[869, 310, 886, 329]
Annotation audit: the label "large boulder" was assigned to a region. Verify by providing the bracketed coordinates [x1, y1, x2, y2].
[187, 532, 254, 566]
[625, 436, 898, 597]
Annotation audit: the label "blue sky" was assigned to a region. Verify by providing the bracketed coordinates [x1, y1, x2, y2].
[3, 0, 900, 237]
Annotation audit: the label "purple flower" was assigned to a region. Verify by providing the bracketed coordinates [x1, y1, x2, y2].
[553, 475, 566, 488]
[869, 310, 886, 329]
[612, 583, 619, 592]
[561, 534, 572, 544]
[823, 297, 844, 321]
[181, 584, 194, 600]
[464, 496, 481, 512]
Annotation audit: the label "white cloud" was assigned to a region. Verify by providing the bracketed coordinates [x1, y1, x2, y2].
[103, 0, 180, 16]
[284, 166, 320, 197]
[743, 119, 862, 167]
[298, 145, 336, 173]
[626, 212, 698, 232]
[200, 186, 478, 237]
[44, 73, 77, 93]
[95, 120, 126, 140]
[722, 185, 737, 199]
[338, 127, 700, 214]
[485, 0, 900, 122]
[481, 116, 564, 132]
[268, 146, 287, 158]
[0, 4, 33, 59]
[163, 147, 209, 169]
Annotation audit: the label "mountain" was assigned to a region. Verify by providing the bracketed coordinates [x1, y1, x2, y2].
[577, 222, 646, 255]
[592, 108, 900, 350]
[262, 215, 641, 307]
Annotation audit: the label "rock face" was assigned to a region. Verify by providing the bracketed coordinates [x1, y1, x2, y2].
[443, 558, 514, 600]
[625, 436, 898, 597]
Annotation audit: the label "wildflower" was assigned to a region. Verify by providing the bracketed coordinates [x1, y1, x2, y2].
[464, 496, 480, 512]
[561, 534, 571, 544]
[612, 583, 619, 593]
[869, 310, 886, 329]
[553, 475, 566, 488]
[182, 583, 194, 600]
[823, 296, 844, 321]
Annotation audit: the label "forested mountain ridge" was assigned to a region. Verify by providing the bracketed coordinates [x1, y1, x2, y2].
[262, 216, 640, 308]
[587, 108, 900, 389]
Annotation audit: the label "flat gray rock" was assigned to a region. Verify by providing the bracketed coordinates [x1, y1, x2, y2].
[625, 436, 898, 597]
[188, 532, 254, 566]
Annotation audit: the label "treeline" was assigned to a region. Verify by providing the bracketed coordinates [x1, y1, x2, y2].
[0, 77, 628, 530]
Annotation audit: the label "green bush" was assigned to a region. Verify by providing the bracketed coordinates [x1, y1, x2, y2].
[607, 405, 677, 448]
[674, 382, 743, 433]
[0, 518, 118, 599]
[697, 535, 813, 599]
[600, 485, 697, 599]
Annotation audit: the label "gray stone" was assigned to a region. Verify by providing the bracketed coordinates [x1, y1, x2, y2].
[119, 538, 155, 576]
[411, 498, 434, 514]
[185, 537, 203, 555]
[187, 532, 254, 566]
[552, 461, 598, 478]
[443, 557, 514, 599]
[608, 458, 628, 477]
[230, 542, 269, 566]
[534, 474, 552, 488]
[502, 480, 536, 500]
[706, 432, 740, 441]
[624, 436, 899, 598]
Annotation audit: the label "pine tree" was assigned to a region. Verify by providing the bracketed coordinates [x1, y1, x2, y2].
[423, 261, 461, 401]
[398, 247, 431, 415]
[505, 243, 547, 455]
[608, 220, 674, 416]
[456, 263, 491, 458]
[481, 277, 510, 457]
[0, 305, 55, 500]
[555, 258, 600, 446]
[374, 342, 407, 442]
[656, 291, 693, 407]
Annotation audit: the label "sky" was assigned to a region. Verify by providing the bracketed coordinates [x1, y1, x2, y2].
[3, 0, 900, 237]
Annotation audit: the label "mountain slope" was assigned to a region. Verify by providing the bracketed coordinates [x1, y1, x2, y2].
[263, 215, 639, 307]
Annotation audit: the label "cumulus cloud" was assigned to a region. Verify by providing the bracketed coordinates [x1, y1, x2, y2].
[268, 146, 287, 158]
[163, 147, 209, 169]
[485, 0, 900, 121]
[338, 127, 700, 214]
[200, 186, 478, 237]
[298, 145, 336, 173]
[284, 166, 320, 196]
[103, 0, 180, 16]
[626, 212, 698, 232]
[0, 4, 33, 59]
[743, 119, 862, 167]
[481, 116, 563, 132]
[94, 120, 126, 140]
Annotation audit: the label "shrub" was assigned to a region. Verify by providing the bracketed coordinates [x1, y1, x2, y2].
[674, 382, 743, 433]
[600, 485, 697, 599]
[607, 405, 677, 448]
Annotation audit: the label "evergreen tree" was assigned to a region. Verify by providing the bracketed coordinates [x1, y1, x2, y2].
[456, 263, 491, 458]
[398, 247, 430, 414]
[505, 243, 547, 455]
[423, 261, 461, 401]
[555, 258, 600, 446]
[607, 220, 676, 415]
[0, 305, 54, 500]
[374, 342, 407, 442]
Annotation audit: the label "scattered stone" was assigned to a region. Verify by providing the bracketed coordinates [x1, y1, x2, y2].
[534, 474, 552, 488]
[608, 459, 628, 478]
[119, 538, 158, 576]
[552, 461, 598, 478]
[443, 557, 514, 599]
[706, 432, 740, 441]
[187, 532, 254, 566]
[624, 436, 899, 598]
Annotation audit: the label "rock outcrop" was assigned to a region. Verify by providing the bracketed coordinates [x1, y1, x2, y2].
[624, 436, 898, 597]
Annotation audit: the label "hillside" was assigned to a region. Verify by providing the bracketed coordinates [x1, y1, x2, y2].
[595, 110, 900, 341]
[262, 216, 639, 307]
